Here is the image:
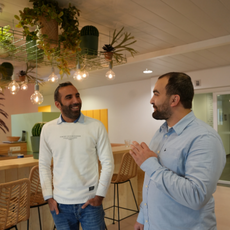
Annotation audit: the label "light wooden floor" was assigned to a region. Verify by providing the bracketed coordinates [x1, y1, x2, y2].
[107, 185, 230, 230]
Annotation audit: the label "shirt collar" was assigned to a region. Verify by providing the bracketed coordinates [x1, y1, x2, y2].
[160, 111, 196, 135]
[57, 113, 85, 124]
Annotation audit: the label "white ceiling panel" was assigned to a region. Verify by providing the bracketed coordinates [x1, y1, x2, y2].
[1, 0, 230, 95]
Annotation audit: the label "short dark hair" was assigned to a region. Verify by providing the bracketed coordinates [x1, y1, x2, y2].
[158, 72, 194, 109]
[54, 82, 73, 102]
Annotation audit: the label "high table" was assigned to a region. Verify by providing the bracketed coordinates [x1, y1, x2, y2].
[0, 146, 141, 230]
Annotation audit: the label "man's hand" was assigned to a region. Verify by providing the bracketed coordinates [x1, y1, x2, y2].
[130, 141, 157, 167]
[134, 221, 144, 230]
[48, 198, 59, 215]
[81, 195, 104, 209]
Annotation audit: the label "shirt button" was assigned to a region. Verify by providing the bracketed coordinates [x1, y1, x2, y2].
[165, 135, 167, 137]
[157, 150, 159, 153]
[145, 185, 148, 188]
[146, 220, 148, 222]
[144, 203, 147, 205]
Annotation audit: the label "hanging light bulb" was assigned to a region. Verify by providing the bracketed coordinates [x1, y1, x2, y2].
[30, 46, 43, 104]
[73, 62, 83, 81]
[8, 74, 20, 95]
[82, 69, 89, 79]
[48, 67, 58, 82]
[21, 77, 28, 91]
[21, 82, 28, 90]
[105, 62, 115, 80]
[30, 83, 43, 104]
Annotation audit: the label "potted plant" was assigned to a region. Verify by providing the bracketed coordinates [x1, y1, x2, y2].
[0, 92, 9, 134]
[102, 27, 137, 63]
[0, 62, 14, 89]
[14, 0, 81, 77]
[0, 26, 17, 58]
[80, 25, 99, 56]
[31, 122, 46, 159]
[17, 62, 44, 85]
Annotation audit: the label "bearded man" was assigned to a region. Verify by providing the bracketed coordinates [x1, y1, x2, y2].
[130, 72, 226, 230]
[39, 82, 114, 230]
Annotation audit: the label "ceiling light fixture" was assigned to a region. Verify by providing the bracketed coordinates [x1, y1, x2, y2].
[82, 69, 89, 79]
[105, 62, 115, 80]
[143, 68, 152, 74]
[73, 62, 83, 81]
[8, 74, 20, 95]
[30, 49, 43, 104]
[48, 67, 58, 82]
[30, 83, 43, 104]
[21, 78, 28, 90]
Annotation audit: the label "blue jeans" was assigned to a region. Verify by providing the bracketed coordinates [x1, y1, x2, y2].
[51, 203, 105, 230]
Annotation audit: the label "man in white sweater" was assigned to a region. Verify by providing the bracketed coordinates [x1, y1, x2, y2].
[39, 82, 114, 230]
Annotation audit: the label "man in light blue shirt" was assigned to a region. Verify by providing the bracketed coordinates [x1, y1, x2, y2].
[130, 72, 226, 230]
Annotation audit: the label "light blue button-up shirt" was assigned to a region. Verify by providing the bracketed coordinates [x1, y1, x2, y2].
[137, 111, 226, 230]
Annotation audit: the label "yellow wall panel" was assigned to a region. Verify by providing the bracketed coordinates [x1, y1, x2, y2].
[87, 110, 94, 118]
[38, 105, 51, 112]
[94, 110, 100, 120]
[100, 109, 108, 132]
[82, 109, 108, 132]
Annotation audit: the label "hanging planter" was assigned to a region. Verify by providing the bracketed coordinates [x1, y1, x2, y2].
[18, 70, 26, 81]
[38, 16, 59, 48]
[104, 51, 113, 62]
[80, 25, 99, 56]
[102, 27, 137, 63]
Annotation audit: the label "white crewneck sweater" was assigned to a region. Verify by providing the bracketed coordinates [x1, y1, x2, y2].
[39, 114, 114, 204]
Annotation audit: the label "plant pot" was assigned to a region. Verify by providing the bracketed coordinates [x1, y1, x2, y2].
[39, 16, 59, 49]
[33, 152, 39, 159]
[0, 62, 13, 81]
[19, 75, 26, 81]
[80, 26, 99, 57]
[26, 36, 44, 62]
[30, 136, 40, 153]
[104, 52, 113, 61]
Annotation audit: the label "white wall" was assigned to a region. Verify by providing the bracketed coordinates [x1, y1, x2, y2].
[41, 65, 230, 145]
[42, 79, 163, 145]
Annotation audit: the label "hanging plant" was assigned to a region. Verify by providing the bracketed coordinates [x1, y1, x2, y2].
[102, 27, 137, 63]
[14, 0, 81, 77]
[0, 26, 17, 58]
[0, 93, 9, 134]
[17, 62, 44, 85]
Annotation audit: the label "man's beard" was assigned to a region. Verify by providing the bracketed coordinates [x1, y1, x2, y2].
[60, 103, 81, 120]
[152, 100, 172, 120]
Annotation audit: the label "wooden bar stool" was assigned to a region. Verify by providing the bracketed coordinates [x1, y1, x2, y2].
[27, 165, 55, 230]
[0, 178, 30, 230]
[104, 152, 139, 230]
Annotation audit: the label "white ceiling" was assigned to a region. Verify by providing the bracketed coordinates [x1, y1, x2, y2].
[1, 0, 230, 95]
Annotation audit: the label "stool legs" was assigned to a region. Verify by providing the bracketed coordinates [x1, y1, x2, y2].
[128, 180, 139, 212]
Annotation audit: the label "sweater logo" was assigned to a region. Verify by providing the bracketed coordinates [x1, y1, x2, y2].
[60, 135, 81, 140]
[89, 186, 94, 191]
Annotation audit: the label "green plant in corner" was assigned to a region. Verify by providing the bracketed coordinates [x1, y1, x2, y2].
[0, 93, 9, 134]
[102, 27, 137, 63]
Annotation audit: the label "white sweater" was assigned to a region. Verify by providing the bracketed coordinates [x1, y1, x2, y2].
[39, 114, 114, 204]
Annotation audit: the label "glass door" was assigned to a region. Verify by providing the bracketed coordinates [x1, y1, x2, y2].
[213, 92, 230, 184]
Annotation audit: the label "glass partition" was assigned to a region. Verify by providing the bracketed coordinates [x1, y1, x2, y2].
[193, 93, 230, 183]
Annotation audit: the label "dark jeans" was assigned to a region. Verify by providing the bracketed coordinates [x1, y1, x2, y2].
[51, 203, 105, 230]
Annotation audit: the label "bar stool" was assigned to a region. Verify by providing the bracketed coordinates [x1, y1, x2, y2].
[27, 165, 54, 230]
[104, 152, 139, 230]
[0, 178, 30, 230]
